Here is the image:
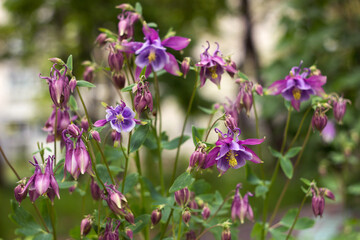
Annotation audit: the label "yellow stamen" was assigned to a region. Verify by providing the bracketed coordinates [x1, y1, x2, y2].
[116, 114, 124, 122]
[148, 51, 156, 63]
[292, 88, 301, 100]
[226, 150, 238, 168]
[210, 66, 218, 79]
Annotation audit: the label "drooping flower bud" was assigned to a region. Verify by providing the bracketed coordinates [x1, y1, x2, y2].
[225, 114, 237, 132]
[90, 177, 102, 201]
[90, 130, 101, 143]
[221, 227, 231, 240]
[320, 188, 335, 200]
[186, 230, 196, 240]
[125, 227, 133, 239]
[174, 187, 190, 207]
[321, 121, 336, 143]
[67, 124, 81, 137]
[333, 96, 350, 124]
[312, 108, 328, 133]
[182, 209, 191, 225]
[81, 117, 89, 131]
[80, 215, 93, 237]
[14, 179, 28, 205]
[151, 208, 162, 227]
[181, 57, 190, 78]
[311, 186, 335, 217]
[112, 72, 126, 89]
[225, 57, 237, 78]
[188, 143, 207, 171]
[69, 77, 77, 92]
[111, 131, 122, 147]
[134, 81, 153, 114]
[69, 185, 77, 194]
[125, 211, 135, 225]
[99, 218, 121, 240]
[254, 83, 263, 96]
[101, 184, 128, 217]
[83, 66, 94, 82]
[236, 80, 253, 116]
[95, 33, 107, 47]
[202, 204, 210, 220]
[108, 44, 124, 72]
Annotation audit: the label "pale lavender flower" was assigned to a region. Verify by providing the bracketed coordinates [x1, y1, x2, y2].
[231, 183, 254, 223]
[94, 102, 136, 133]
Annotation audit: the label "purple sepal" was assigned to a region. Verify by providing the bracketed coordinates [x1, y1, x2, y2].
[162, 36, 191, 51]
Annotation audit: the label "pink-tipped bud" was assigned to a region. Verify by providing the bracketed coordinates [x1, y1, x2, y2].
[67, 124, 81, 137]
[182, 209, 191, 225]
[320, 188, 335, 200]
[80, 215, 93, 237]
[95, 33, 107, 47]
[90, 130, 101, 143]
[151, 208, 162, 226]
[108, 46, 124, 72]
[333, 97, 350, 124]
[312, 108, 328, 133]
[69, 77, 77, 92]
[188, 143, 207, 170]
[83, 66, 94, 83]
[181, 57, 191, 78]
[14, 180, 28, 206]
[81, 117, 89, 131]
[186, 230, 196, 240]
[202, 205, 210, 220]
[125, 211, 135, 225]
[90, 178, 101, 201]
[225, 114, 237, 132]
[254, 84, 263, 96]
[174, 187, 190, 207]
[125, 227, 133, 239]
[112, 72, 126, 89]
[221, 228, 231, 240]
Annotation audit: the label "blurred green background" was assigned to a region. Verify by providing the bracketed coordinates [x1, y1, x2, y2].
[0, 0, 359, 239]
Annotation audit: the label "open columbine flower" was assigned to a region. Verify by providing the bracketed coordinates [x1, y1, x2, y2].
[204, 127, 264, 175]
[94, 101, 137, 133]
[231, 183, 254, 223]
[134, 25, 190, 78]
[267, 61, 326, 111]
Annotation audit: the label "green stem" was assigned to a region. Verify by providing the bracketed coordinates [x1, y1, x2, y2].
[54, 107, 58, 166]
[121, 132, 132, 192]
[0, 145, 21, 180]
[32, 202, 50, 233]
[252, 94, 264, 179]
[195, 224, 222, 240]
[153, 71, 162, 136]
[206, 191, 234, 223]
[203, 115, 225, 142]
[170, 74, 198, 188]
[76, 87, 91, 125]
[47, 200, 57, 240]
[288, 107, 311, 149]
[286, 191, 309, 240]
[269, 123, 312, 225]
[261, 107, 292, 240]
[159, 203, 175, 239]
[176, 213, 182, 240]
[97, 201, 101, 236]
[86, 141, 106, 189]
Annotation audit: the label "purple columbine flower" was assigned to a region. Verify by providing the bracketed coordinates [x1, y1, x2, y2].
[134, 25, 191, 78]
[312, 107, 328, 133]
[204, 128, 264, 175]
[40, 64, 75, 109]
[267, 61, 327, 111]
[101, 184, 129, 217]
[332, 96, 351, 124]
[311, 187, 335, 217]
[117, 10, 140, 40]
[134, 81, 153, 114]
[94, 102, 137, 133]
[83, 66, 94, 82]
[14, 179, 28, 205]
[21, 156, 60, 204]
[80, 215, 93, 237]
[43, 106, 71, 146]
[62, 124, 92, 180]
[231, 183, 254, 223]
[236, 80, 253, 116]
[99, 218, 121, 240]
[174, 187, 190, 207]
[196, 42, 227, 88]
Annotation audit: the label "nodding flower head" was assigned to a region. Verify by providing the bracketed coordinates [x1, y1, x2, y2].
[312, 107, 328, 133]
[94, 101, 137, 133]
[311, 186, 335, 217]
[196, 42, 226, 88]
[134, 25, 190, 78]
[188, 143, 207, 171]
[108, 44, 124, 73]
[117, 10, 139, 40]
[134, 81, 153, 114]
[203, 128, 264, 175]
[99, 218, 121, 240]
[231, 183, 254, 223]
[101, 184, 129, 217]
[40, 64, 74, 109]
[236, 80, 253, 116]
[43, 106, 71, 145]
[267, 61, 327, 111]
[20, 156, 60, 204]
[332, 96, 351, 124]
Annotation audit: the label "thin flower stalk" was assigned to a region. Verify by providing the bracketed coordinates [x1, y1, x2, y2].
[121, 132, 132, 192]
[54, 106, 58, 166]
[195, 224, 222, 240]
[0, 145, 21, 180]
[47, 199, 57, 240]
[252, 94, 264, 178]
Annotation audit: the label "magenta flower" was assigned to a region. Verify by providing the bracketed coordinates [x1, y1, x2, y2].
[311, 187, 335, 217]
[134, 25, 191, 78]
[196, 42, 227, 88]
[21, 156, 60, 203]
[267, 61, 327, 111]
[204, 128, 264, 175]
[134, 81, 153, 114]
[43, 106, 71, 145]
[101, 184, 129, 217]
[117, 10, 140, 40]
[94, 101, 137, 133]
[333, 96, 351, 124]
[231, 183, 254, 223]
[99, 218, 121, 240]
[62, 124, 92, 180]
[322, 121, 336, 143]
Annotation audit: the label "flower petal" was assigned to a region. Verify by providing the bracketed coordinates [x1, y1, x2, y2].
[94, 119, 108, 127]
[151, 49, 168, 72]
[216, 156, 230, 173]
[242, 146, 262, 163]
[162, 36, 191, 50]
[121, 119, 136, 132]
[203, 147, 219, 169]
[143, 26, 159, 42]
[267, 79, 287, 95]
[238, 138, 265, 146]
[122, 106, 135, 119]
[291, 99, 301, 111]
[164, 53, 181, 76]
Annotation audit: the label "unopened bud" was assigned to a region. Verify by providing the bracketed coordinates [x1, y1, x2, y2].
[112, 72, 126, 89]
[108, 46, 124, 72]
[125, 211, 135, 225]
[225, 114, 237, 132]
[202, 205, 210, 220]
[254, 84, 263, 96]
[312, 108, 328, 133]
[48, 58, 65, 65]
[69, 77, 77, 92]
[80, 215, 92, 237]
[174, 187, 190, 207]
[95, 33, 107, 47]
[151, 208, 162, 227]
[90, 178, 101, 201]
[186, 230, 196, 240]
[182, 209, 191, 225]
[90, 130, 101, 143]
[333, 97, 350, 124]
[125, 227, 133, 239]
[67, 124, 81, 137]
[221, 227, 231, 240]
[181, 57, 191, 78]
[81, 117, 89, 131]
[83, 66, 94, 83]
[14, 180, 28, 205]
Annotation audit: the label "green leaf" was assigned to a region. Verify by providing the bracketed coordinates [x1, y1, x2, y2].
[162, 135, 190, 150]
[280, 209, 314, 230]
[169, 172, 194, 193]
[143, 130, 157, 150]
[33, 232, 53, 240]
[191, 179, 211, 195]
[130, 214, 150, 233]
[255, 184, 269, 199]
[269, 146, 283, 158]
[123, 173, 139, 194]
[135, 2, 142, 15]
[251, 222, 263, 240]
[69, 95, 78, 111]
[76, 80, 96, 88]
[39, 198, 52, 232]
[96, 164, 112, 185]
[284, 100, 291, 110]
[121, 83, 136, 92]
[66, 55, 73, 72]
[98, 28, 118, 40]
[246, 164, 262, 185]
[237, 71, 248, 81]
[198, 106, 214, 115]
[280, 157, 293, 179]
[285, 147, 302, 158]
[147, 22, 158, 28]
[191, 126, 205, 146]
[269, 228, 289, 240]
[300, 178, 311, 186]
[130, 124, 150, 153]
[58, 181, 77, 189]
[348, 183, 360, 195]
